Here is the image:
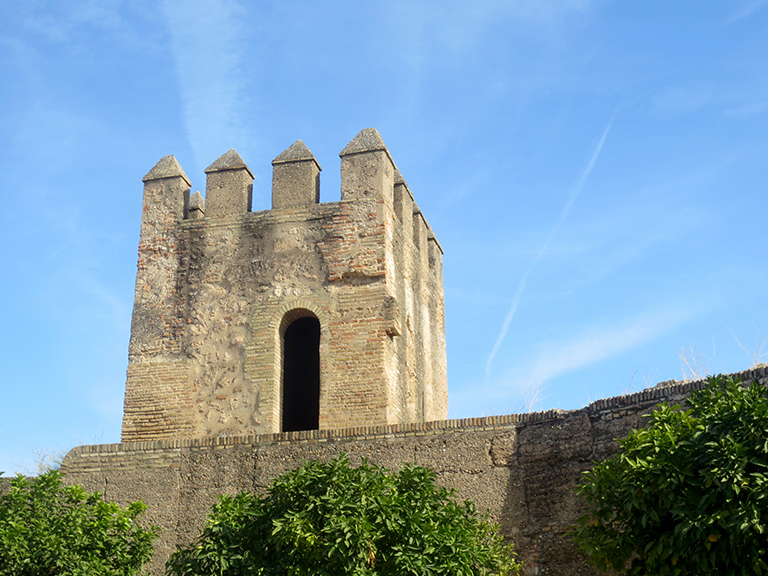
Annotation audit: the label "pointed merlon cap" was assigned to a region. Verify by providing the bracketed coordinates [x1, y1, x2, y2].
[188, 190, 205, 220]
[272, 139, 322, 170]
[339, 128, 396, 167]
[204, 149, 254, 178]
[142, 155, 191, 186]
[189, 190, 205, 211]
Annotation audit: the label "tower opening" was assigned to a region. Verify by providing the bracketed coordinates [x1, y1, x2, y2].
[282, 315, 320, 432]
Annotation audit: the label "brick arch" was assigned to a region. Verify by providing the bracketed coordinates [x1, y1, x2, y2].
[279, 307, 319, 336]
[245, 298, 330, 434]
[270, 300, 329, 432]
[270, 299, 328, 334]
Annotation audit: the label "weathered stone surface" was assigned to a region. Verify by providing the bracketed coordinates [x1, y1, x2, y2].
[490, 430, 517, 466]
[411, 431, 493, 472]
[188, 190, 205, 220]
[517, 411, 592, 463]
[203, 149, 254, 218]
[64, 368, 768, 576]
[271, 140, 321, 208]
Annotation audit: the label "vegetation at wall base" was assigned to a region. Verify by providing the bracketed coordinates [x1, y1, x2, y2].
[0, 470, 158, 576]
[571, 375, 768, 575]
[166, 454, 521, 576]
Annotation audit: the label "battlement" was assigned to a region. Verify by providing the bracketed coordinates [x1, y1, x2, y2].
[123, 129, 447, 442]
[139, 129, 442, 270]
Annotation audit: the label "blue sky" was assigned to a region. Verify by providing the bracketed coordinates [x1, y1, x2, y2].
[2, 0, 767, 475]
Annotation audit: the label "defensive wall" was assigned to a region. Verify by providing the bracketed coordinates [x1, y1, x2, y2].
[61, 365, 768, 575]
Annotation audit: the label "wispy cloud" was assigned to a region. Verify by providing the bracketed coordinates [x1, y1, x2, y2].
[457, 300, 710, 416]
[520, 305, 700, 389]
[383, 0, 596, 142]
[410, 0, 594, 54]
[161, 0, 251, 176]
[725, 0, 768, 23]
[14, 1, 159, 55]
[485, 110, 617, 376]
[17, 2, 122, 43]
[723, 101, 768, 118]
[652, 85, 713, 116]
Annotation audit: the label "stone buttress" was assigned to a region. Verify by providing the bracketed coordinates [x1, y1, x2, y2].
[121, 129, 447, 441]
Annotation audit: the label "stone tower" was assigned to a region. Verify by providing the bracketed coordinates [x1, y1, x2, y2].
[121, 128, 447, 441]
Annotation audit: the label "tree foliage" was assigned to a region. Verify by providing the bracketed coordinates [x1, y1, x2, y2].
[0, 470, 158, 576]
[166, 455, 520, 576]
[572, 375, 768, 575]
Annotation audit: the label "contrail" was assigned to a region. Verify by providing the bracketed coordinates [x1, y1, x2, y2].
[162, 0, 249, 174]
[485, 111, 618, 377]
[485, 270, 530, 377]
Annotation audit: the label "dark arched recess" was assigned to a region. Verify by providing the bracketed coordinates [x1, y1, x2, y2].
[282, 315, 320, 432]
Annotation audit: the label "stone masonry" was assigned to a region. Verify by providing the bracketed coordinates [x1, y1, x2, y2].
[122, 129, 448, 441]
[62, 366, 768, 575]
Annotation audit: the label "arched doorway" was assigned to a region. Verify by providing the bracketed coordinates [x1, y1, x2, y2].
[281, 315, 320, 432]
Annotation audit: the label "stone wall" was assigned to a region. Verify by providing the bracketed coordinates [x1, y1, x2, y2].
[122, 129, 447, 442]
[62, 366, 768, 575]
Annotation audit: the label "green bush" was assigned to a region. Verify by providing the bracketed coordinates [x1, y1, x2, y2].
[0, 470, 158, 576]
[572, 375, 768, 575]
[167, 455, 520, 576]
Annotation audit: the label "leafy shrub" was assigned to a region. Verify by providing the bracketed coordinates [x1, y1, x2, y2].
[0, 470, 158, 576]
[167, 455, 520, 576]
[572, 375, 768, 575]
